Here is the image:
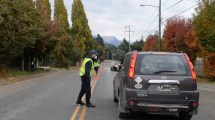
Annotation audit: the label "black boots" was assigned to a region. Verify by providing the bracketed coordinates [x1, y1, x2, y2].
[76, 100, 85, 105]
[76, 100, 95, 107]
[86, 103, 96, 107]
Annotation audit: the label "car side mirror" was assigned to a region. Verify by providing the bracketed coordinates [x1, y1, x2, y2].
[111, 66, 118, 72]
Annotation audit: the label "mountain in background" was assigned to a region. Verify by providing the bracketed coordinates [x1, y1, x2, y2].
[93, 35, 121, 47]
[102, 36, 121, 47]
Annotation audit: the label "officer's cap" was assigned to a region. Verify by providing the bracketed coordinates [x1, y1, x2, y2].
[89, 50, 99, 55]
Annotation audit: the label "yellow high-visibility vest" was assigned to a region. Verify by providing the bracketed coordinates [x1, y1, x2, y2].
[94, 61, 100, 67]
[80, 58, 94, 76]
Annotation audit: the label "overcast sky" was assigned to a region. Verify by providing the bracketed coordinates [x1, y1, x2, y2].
[49, 0, 199, 42]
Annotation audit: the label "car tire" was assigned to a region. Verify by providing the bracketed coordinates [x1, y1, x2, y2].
[119, 112, 129, 119]
[179, 112, 192, 120]
[118, 94, 129, 119]
[113, 89, 118, 102]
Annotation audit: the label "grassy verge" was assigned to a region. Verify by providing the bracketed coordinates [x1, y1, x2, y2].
[197, 77, 215, 84]
[0, 68, 49, 78]
[0, 67, 78, 79]
[0, 68, 28, 78]
[0, 68, 50, 85]
[7, 69, 32, 77]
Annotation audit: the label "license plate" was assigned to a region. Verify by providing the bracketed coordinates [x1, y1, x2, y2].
[156, 85, 171, 91]
[169, 108, 178, 112]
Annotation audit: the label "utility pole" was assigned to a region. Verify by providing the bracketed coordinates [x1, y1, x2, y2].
[158, 0, 161, 51]
[141, 35, 144, 51]
[125, 26, 134, 52]
[140, 0, 161, 51]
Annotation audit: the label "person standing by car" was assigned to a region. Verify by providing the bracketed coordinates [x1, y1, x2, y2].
[93, 59, 100, 80]
[76, 50, 98, 107]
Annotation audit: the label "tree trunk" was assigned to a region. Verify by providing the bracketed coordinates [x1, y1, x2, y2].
[28, 52, 31, 72]
[21, 54, 25, 71]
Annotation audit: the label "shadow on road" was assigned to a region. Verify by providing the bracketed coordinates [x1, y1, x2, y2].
[122, 112, 179, 120]
[112, 103, 179, 120]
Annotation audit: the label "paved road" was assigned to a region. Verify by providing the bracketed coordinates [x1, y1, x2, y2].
[0, 61, 215, 120]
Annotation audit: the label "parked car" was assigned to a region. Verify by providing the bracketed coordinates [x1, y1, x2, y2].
[111, 51, 199, 120]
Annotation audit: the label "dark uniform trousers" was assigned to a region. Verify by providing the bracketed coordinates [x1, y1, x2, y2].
[77, 76, 91, 104]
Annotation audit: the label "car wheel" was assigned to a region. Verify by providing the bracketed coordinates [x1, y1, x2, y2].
[113, 89, 118, 102]
[179, 112, 192, 120]
[118, 94, 129, 118]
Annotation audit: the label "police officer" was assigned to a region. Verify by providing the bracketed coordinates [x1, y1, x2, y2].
[76, 50, 98, 107]
[93, 59, 100, 80]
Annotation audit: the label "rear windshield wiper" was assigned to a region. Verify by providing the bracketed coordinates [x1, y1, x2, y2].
[153, 70, 177, 74]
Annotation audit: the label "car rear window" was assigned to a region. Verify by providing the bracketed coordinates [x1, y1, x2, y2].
[135, 54, 191, 76]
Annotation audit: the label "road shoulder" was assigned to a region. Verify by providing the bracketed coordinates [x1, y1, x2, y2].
[0, 69, 77, 98]
[198, 83, 215, 93]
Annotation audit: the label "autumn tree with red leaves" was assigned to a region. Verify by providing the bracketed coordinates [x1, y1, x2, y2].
[162, 17, 199, 63]
[184, 27, 201, 63]
[144, 35, 158, 51]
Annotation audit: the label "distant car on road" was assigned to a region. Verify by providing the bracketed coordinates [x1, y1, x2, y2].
[111, 51, 199, 120]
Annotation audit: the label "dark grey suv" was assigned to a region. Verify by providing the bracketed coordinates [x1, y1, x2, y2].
[111, 51, 199, 120]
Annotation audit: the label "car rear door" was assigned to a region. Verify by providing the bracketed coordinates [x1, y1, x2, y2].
[132, 54, 195, 104]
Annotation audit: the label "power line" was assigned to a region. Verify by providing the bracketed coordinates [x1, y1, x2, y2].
[143, 15, 158, 37]
[137, 4, 159, 40]
[149, 25, 159, 35]
[162, 0, 183, 12]
[164, 0, 203, 21]
[136, 9, 158, 33]
[147, 1, 203, 37]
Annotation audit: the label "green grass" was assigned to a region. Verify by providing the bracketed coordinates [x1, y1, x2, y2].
[0, 68, 47, 85]
[7, 69, 31, 77]
[0, 68, 47, 78]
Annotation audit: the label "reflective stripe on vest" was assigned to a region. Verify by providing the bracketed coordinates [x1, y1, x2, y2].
[80, 58, 94, 76]
[94, 61, 100, 67]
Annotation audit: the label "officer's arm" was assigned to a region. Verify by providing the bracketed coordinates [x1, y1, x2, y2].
[85, 61, 92, 77]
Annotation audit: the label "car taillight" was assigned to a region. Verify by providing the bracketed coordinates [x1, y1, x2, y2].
[129, 100, 134, 106]
[192, 102, 198, 108]
[128, 51, 137, 79]
[184, 53, 197, 81]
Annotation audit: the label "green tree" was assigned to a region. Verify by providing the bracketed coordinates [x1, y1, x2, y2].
[92, 40, 104, 55]
[118, 38, 129, 53]
[193, 0, 215, 79]
[54, 0, 69, 36]
[93, 34, 105, 56]
[104, 43, 117, 60]
[0, 0, 42, 70]
[53, 0, 79, 68]
[71, 0, 94, 58]
[131, 39, 144, 51]
[35, 0, 51, 24]
[53, 35, 82, 68]
[35, 0, 54, 57]
[95, 34, 104, 46]
[193, 0, 215, 52]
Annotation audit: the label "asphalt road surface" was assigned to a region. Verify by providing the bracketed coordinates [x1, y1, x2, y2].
[0, 61, 215, 120]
